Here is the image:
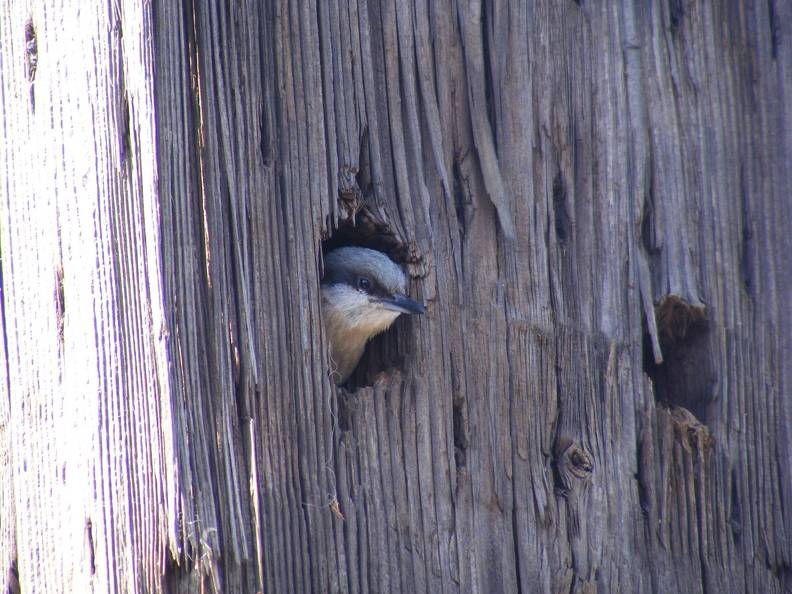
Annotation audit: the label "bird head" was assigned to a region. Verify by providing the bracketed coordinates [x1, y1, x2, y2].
[321, 246, 425, 383]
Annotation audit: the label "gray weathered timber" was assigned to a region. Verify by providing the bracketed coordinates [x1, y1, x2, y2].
[0, 1, 173, 593]
[1, 0, 790, 593]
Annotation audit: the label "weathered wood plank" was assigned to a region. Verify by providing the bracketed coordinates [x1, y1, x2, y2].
[0, 1, 171, 592]
[1, 0, 790, 593]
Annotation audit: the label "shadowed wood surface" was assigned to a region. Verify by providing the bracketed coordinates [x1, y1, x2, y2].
[1, 0, 791, 593]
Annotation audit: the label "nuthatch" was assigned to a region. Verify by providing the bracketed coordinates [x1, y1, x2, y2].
[321, 246, 425, 384]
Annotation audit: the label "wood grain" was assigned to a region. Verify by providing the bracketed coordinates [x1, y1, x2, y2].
[1, 0, 790, 592]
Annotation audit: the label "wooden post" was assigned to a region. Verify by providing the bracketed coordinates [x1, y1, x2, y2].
[2, 1, 790, 592]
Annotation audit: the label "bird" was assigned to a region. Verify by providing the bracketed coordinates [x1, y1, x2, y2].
[321, 246, 425, 384]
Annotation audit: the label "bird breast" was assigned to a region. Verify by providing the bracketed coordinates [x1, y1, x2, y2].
[321, 284, 401, 383]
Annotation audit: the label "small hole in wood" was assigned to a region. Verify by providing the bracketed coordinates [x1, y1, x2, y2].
[452, 396, 468, 469]
[55, 265, 65, 343]
[321, 209, 421, 391]
[85, 519, 96, 575]
[24, 18, 37, 111]
[7, 559, 20, 594]
[321, 209, 409, 266]
[643, 295, 716, 426]
[552, 170, 570, 244]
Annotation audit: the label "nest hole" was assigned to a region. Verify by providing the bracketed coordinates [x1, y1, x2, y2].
[321, 210, 418, 392]
[642, 295, 717, 426]
[321, 209, 409, 264]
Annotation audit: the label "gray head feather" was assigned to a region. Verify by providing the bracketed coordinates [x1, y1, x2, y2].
[321, 247, 421, 384]
[322, 246, 406, 294]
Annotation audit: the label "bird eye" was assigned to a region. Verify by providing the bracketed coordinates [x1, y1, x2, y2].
[358, 277, 371, 291]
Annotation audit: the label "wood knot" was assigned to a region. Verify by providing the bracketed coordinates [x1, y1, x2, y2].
[552, 440, 593, 537]
[568, 447, 593, 478]
[553, 439, 594, 496]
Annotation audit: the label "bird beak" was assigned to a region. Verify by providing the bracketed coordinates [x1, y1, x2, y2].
[381, 294, 426, 315]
